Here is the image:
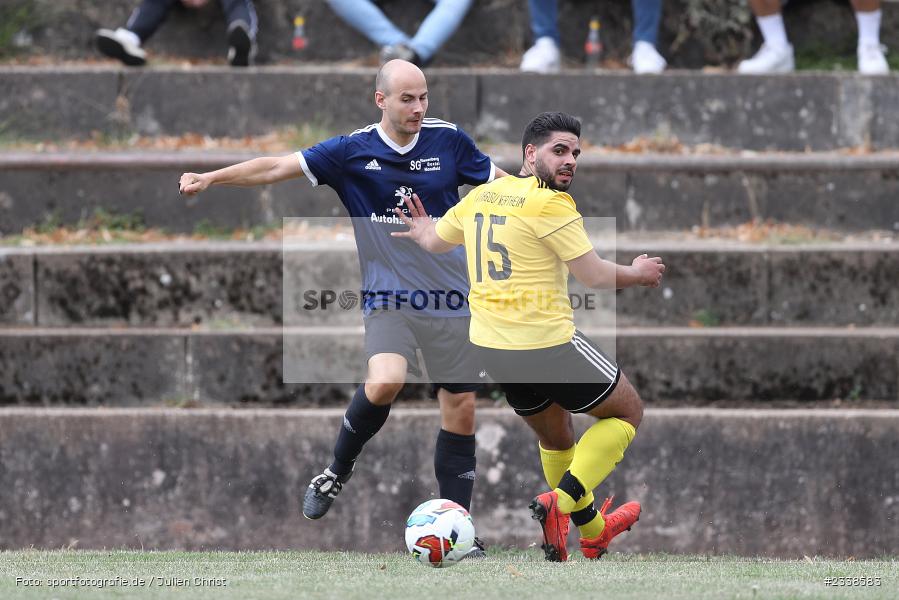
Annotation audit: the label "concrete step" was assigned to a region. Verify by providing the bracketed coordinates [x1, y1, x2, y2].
[0, 327, 896, 404]
[2, 68, 899, 150]
[2, 241, 897, 328]
[3, 151, 899, 234]
[1, 407, 896, 556]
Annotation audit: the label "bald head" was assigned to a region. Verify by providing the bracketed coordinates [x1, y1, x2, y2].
[376, 59, 427, 97]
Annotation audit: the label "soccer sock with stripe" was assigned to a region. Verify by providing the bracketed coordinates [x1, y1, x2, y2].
[553, 417, 637, 515]
[329, 385, 391, 477]
[434, 429, 477, 511]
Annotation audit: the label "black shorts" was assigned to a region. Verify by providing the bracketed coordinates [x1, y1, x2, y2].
[476, 330, 620, 416]
[363, 310, 482, 394]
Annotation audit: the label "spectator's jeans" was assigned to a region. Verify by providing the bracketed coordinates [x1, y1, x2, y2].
[527, 0, 662, 47]
[126, 0, 258, 42]
[326, 0, 473, 63]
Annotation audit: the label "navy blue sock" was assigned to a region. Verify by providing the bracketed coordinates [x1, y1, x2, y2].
[434, 429, 477, 511]
[329, 385, 391, 477]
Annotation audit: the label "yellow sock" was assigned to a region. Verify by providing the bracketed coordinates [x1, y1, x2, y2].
[539, 443, 596, 515]
[578, 511, 605, 539]
[553, 418, 636, 515]
[538, 443, 573, 489]
[568, 417, 636, 491]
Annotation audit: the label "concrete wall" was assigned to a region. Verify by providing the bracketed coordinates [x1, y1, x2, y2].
[1, 328, 896, 404]
[4, 152, 899, 234]
[2, 69, 899, 150]
[0, 408, 896, 557]
[2, 242, 898, 328]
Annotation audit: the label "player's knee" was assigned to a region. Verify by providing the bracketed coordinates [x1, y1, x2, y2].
[365, 381, 404, 405]
[537, 428, 575, 452]
[623, 384, 644, 430]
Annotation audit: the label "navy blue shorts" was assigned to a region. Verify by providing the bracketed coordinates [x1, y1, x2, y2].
[363, 310, 482, 394]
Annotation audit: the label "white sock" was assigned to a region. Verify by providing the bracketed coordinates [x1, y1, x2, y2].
[856, 10, 881, 48]
[756, 14, 789, 51]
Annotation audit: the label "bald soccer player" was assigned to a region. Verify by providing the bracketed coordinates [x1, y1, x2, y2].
[180, 61, 506, 555]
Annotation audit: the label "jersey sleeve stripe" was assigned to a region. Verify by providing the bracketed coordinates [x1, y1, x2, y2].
[295, 151, 319, 187]
[487, 162, 497, 183]
[350, 123, 377, 136]
[422, 118, 457, 130]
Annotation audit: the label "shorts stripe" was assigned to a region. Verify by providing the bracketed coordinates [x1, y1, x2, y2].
[516, 396, 553, 416]
[571, 369, 621, 413]
[570, 338, 616, 380]
[572, 332, 618, 376]
[570, 336, 617, 381]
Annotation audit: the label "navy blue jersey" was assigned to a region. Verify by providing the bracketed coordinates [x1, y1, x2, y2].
[297, 119, 495, 317]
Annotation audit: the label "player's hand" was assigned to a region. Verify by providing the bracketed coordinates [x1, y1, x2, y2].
[179, 172, 209, 196]
[632, 254, 665, 287]
[391, 193, 432, 244]
[181, 0, 210, 9]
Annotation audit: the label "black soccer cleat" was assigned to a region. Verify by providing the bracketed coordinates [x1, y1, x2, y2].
[302, 467, 353, 520]
[465, 536, 488, 559]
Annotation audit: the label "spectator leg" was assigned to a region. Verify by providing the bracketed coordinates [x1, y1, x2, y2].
[527, 0, 560, 45]
[632, 0, 662, 46]
[748, 0, 782, 17]
[125, 0, 180, 43]
[220, 0, 259, 40]
[407, 0, 473, 64]
[326, 0, 410, 48]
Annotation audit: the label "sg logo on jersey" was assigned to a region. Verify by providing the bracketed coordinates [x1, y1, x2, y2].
[410, 157, 441, 172]
[395, 186, 414, 207]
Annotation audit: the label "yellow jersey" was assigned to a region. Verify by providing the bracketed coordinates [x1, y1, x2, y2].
[435, 175, 594, 350]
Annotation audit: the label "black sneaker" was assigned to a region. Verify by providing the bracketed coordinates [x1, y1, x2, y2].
[227, 20, 256, 66]
[302, 467, 352, 520]
[465, 536, 487, 559]
[379, 43, 421, 66]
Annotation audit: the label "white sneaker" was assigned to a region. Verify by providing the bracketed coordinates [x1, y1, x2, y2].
[95, 27, 146, 66]
[858, 43, 889, 75]
[520, 37, 560, 73]
[736, 43, 794, 74]
[630, 41, 667, 74]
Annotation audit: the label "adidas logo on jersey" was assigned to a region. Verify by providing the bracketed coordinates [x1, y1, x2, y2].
[365, 159, 381, 171]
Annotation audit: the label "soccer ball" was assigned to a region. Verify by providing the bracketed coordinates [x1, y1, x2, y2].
[404, 499, 476, 568]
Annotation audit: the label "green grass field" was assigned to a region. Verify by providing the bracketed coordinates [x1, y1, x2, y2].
[2, 551, 897, 600]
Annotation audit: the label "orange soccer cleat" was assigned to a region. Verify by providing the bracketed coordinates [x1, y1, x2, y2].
[529, 491, 571, 562]
[579, 496, 641, 559]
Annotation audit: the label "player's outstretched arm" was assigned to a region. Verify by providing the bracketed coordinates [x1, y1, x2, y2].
[179, 154, 303, 196]
[567, 251, 665, 289]
[391, 193, 458, 254]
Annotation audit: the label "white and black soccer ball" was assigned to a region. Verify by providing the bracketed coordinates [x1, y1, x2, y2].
[404, 499, 475, 568]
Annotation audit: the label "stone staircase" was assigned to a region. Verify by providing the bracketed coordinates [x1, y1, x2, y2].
[1, 66, 897, 554]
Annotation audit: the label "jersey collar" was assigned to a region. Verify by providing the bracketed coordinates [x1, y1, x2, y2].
[376, 124, 419, 155]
